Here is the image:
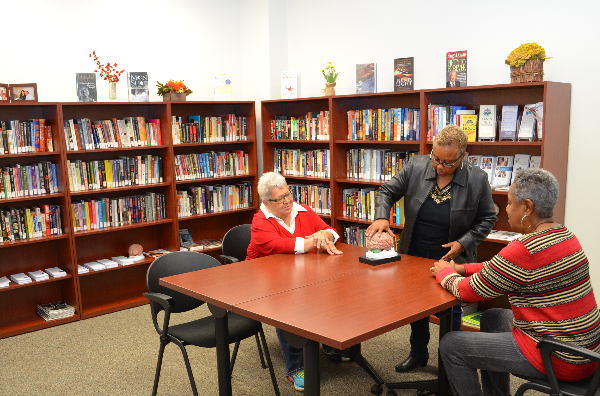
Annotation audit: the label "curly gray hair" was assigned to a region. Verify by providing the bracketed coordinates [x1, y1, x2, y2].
[512, 168, 559, 218]
[258, 172, 287, 201]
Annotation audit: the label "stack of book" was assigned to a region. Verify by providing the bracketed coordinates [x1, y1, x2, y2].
[462, 311, 483, 329]
[143, 249, 171, 259]
[77, 265, 89, 274]
[487, 230, 522, 242]
[111, 255, 145, 265]
[0, 276, 10, 288]
[83, 261, 105, 271]
[10, 272, 32, 284]
[45, 267, 67, 278]
[28, 270, 49, 282]
[97, 259, 118, 269]
[37, 301, 76, 321]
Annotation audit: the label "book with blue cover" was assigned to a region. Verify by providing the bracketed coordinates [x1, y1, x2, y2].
[356, 63, 377, 94]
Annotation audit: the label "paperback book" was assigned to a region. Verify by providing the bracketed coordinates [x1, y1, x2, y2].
[446, 50, 467, 87]
[75, 73, 97, 102]
[281, 71, 300, 99]
[37, 301, 76, 321]
[213, 74, 232, 101]
[393, 57, 414, 91]
[478, 105, 497, 141]
[127, 72, 149, 102]
[356, 63, 377, 94]
[500, 105, 519, 141]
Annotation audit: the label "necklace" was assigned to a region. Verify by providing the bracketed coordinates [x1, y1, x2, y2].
[533, 220, 555, 232]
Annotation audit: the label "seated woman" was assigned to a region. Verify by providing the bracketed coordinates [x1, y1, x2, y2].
[247, 172, 343, 392]
[432, 168, 600, 396]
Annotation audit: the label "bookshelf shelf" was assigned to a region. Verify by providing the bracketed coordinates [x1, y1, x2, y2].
[70, 182, 171, 197]
[0, 100, 258, 338]
[283, 175, 331, 182]
[178, 206, 257, 221]
[336, 178, 385, 186]
[0, 274, 73, 292]
[264, 139, 330, 144]
[335, 140, 420, 145]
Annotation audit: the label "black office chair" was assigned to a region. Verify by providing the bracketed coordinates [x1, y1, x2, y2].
[144, 251, 280, 396]
[220, 224, 252, 264]
[514, 337, 600, 396]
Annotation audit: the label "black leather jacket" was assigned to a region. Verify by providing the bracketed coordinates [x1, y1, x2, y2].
[374, 155, 497, 264]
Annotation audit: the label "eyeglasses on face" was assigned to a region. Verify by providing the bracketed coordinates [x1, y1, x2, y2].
[268, 190, 293, 204]
[430, 150, 463, 169]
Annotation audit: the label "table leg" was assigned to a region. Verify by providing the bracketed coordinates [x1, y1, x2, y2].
[282, 331, 321, 396]
[209, 304, 232, 396]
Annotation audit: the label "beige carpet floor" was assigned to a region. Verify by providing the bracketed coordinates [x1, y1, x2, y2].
[0, 305, 541, 395]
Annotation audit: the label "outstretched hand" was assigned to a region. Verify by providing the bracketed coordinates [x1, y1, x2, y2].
[365, 219, 394, 238]
[441, 241, 464, 261]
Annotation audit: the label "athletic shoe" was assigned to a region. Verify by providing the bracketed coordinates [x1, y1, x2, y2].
[324, 348, 350, 362]
[287, 370, 304, 391]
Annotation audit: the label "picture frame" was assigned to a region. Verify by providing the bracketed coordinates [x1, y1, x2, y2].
[9, 83, 38, 102]
[0, 83, 9, 101]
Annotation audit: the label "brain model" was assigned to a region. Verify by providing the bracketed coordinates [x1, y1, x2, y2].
[366, 232, 395, 251]
[128, 244, 144, 256]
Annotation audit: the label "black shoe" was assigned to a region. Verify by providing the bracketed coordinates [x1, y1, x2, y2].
[395, 355, 429, 372]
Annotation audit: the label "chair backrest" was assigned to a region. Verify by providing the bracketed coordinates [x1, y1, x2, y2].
[146, 251, 221, 313]
[221, 224, 252, 262]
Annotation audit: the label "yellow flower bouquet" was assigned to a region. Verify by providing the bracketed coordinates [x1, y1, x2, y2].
[506, 42, 551, 83]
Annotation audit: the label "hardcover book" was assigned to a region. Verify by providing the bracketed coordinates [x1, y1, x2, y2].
[75, 73, 97, 102]
[179, 227, 194, 247]
[393, 57, 414, 91]
[281, 71, 300, 99]
[356, 63, 377, 94]
[446, 51, 467, 87]
[127, 72, 149, 102]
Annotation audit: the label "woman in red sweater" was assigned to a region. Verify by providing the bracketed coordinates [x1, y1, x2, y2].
[246, 172, 343, 391]
[432, 168, 600, 395]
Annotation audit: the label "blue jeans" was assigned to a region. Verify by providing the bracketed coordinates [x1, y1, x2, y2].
[407, 246, 463, 359]
[276, 328, 336, 376]
[440, 308, 545, 396]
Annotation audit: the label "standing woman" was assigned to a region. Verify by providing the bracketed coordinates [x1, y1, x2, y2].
[366, 125, 497, 372]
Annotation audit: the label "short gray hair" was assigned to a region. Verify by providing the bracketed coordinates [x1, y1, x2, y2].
[512, 168, 559, 218]
[258, 172, 287, 201]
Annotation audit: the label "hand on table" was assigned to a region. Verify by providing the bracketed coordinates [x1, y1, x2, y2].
[320, 240, 343, 255]
[308, 230, 333, 250]
[431, 258, 454, 277]
[365, 219, 394, 238]
[441, 241, 464, 261]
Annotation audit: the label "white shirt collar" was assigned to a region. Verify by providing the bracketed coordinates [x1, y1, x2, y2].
[261, 201, 306, 235]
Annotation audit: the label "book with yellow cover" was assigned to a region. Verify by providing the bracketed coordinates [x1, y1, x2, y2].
[461, 114, 478, 142]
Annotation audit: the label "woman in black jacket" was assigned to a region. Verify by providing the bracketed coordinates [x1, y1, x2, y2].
[366, 125, 497, 373]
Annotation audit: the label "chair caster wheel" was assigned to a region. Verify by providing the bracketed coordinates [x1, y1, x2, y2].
[370, 384, 383, 395]
[386, 391, 398, 396]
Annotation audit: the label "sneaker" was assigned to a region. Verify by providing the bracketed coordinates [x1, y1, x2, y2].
[287, 370, 304, 391]
[324, 348, 350, 362]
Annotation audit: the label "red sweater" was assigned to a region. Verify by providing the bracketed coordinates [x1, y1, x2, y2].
[437, 227, 600, 381]
[246, 204, 334, 260]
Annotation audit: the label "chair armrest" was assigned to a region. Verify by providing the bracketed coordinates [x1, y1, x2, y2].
[143, 292, 174, 337]
[219, 255, 239, 264]
[538, 337, 600, 364]
[537, 337, 600, 395]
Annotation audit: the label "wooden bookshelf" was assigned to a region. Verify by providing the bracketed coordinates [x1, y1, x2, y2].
[0, 101, 258, 338]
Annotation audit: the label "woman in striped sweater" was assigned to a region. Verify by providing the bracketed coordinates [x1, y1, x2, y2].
[432, 168, 600, 395]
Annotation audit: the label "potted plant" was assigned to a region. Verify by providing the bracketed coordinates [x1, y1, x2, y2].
[321, 62, 340, 96]
[156, 80, 193, 101]
[506, 43, 551, 83]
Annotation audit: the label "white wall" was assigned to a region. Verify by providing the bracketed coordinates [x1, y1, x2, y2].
[3, 0, 600, 297]
[284, 0, 600, 299]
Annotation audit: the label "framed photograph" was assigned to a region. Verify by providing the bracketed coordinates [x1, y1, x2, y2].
[0, 84, 9, 101]
[10, 83, 38, 102]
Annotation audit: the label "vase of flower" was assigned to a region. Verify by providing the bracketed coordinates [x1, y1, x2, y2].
[108, 81, 117, 101]
[157, 80, 193, 101]
[321, 62, 339, 97]
[323, 82, 336, 96]
[89, 51, 124, 101]
[506, 43, 550, 84]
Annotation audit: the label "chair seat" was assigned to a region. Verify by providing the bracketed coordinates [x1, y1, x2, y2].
[515, 373, 599, 396]
[169, 312, 263, 348]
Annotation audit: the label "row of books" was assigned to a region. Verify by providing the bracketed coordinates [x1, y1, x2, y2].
[179, 228, 222, 251]
[347, 108, 420, 141]
[342, 188, 406, 225]
[172, 115, 248, 144]
[3, 267, 66, 287]
[71, 192, 166, 232]
[269, 112, 330, 141]
[1, 161, 59, 199]
[428, 103, 543, 142]
[0, 119, 54, 154]
[289, 183, 331, 215]
[468, 154, 540, 188]
[0, 205, 62, 242]
[343, 224, 401, 250]
[347, 149, 417, 181]
[273, 148, 330, 178]
[174, 151, 249, 181]
[176, 182, 253, 217]
[37, 301, 76, 321]
[64, 117, 163, 151]
[66, 155, 163, 192]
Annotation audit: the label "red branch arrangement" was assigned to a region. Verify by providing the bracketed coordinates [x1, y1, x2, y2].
[89, 51, 125, 83]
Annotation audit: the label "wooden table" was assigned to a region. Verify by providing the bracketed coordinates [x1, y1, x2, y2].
[160, 243, 458, 396]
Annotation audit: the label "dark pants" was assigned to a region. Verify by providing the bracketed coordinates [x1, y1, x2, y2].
[407, 246, 463, 359]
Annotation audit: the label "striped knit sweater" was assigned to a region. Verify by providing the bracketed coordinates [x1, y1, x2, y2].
[436, 226, 600, 381]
